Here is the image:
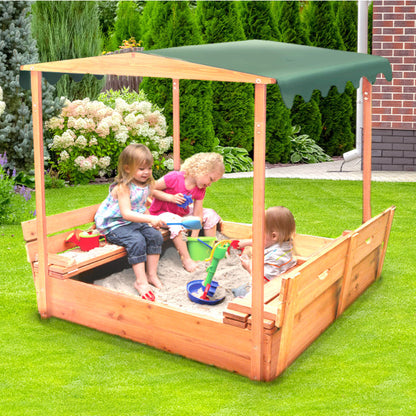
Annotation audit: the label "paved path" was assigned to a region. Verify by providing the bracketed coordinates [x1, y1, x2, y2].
[223, 158, 416, 182]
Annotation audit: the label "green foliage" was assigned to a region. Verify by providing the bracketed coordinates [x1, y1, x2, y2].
[239, 1, 291, 163]
[275, 0, 309, 45]
[239, 1, 281, 41]
[266, 85, 292, 163]
[304, 1, 345, 50]
[97, 1, 118, 50]
[0, 153, 34, 224]
[106, 1, 142, 52]
[31, 1, 104, 101]
[140, 1, 214, 160]
[318, 86, 355, 156]
[290, 92, 322, 144]
[212, 138, 253, 173]
[0, 1, 62, 170]
[289, 125, 332, 164]
[197, 1, 253, 151]
[336, 0, 358, 52]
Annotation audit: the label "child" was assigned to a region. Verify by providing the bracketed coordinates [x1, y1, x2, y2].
[149, 152, 225, 272]
[233, 206, 297, 297]
[95, 144, 166, 302]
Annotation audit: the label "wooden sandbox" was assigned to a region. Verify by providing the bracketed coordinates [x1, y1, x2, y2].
[20, 40, 394, 381]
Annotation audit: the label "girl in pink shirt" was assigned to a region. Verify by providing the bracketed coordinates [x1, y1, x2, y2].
[150, 152, 224, 272]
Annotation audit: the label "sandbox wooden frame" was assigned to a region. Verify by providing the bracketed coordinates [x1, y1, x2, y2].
[21, 42, 394, 381]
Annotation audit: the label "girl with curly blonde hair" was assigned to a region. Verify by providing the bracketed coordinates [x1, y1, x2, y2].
[150, 152, 225, 272]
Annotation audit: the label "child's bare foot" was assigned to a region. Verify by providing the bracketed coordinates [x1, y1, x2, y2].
[147, 274, 163, 290]
[182, 257, 198, 272]
[134, 281, 155, 301]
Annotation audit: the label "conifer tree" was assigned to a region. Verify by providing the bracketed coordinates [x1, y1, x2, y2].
[140, 1, 214, 159]
[31, 1, 103, 101]
[98, 1, 118, 51]
[0, 1, 62, 170]
[275, 1, 309, 46]
[239, 1, 291, 163]
[197, 1, 253, 152]
[107, 1, 142, 52]
[303, 1, 354, 156]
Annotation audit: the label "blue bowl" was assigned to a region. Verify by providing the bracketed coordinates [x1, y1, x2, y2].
[186, 280, 225, 305]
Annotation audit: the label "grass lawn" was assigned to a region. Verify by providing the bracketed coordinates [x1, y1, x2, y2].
[1, 178, 415, 415]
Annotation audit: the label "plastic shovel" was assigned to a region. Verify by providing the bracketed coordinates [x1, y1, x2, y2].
[166, 216, 202, 230]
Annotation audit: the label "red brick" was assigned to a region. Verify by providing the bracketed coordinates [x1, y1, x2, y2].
[383, 28, 404, 35]
[383, 41, 403, 49]
[395, 20, 416, 28]
[395, 35, 416, 42]
[393, 78, 414, 86]
[393, 64, 414, 71]
[379, 20, 395, 28]
[403, 100, 416, 107]
[392, 122, 414, 129]
[394, 49, 414, 56]
[403, 116, 416, 123]
[404, 71, 416, 78]
[384, 115, 403, 122]
[395, 6, 416, 13]
[393, 107, 413, 115]
[393, 93, 414, 100]
[385, 13, 405, 20]
[373, 107, 392, 115]
[382, 100, 403, 107]
[404, 42, 416, 49]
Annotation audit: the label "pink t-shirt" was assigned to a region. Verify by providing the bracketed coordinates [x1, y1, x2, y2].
[149, 171, 205, 217]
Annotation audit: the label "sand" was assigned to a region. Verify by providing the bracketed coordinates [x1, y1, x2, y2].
[94, 236, 252, 321]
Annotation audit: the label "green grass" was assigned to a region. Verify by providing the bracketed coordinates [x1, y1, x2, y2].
[1, 178, 415, 415]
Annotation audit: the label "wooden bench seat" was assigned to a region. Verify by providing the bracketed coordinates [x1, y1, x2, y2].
[22, 204, 169, 280]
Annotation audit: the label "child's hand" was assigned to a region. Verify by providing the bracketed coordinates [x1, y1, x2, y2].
[149, 216, 167, 230]
[240, 254, 252, 274]
[170, 193, 186, 205]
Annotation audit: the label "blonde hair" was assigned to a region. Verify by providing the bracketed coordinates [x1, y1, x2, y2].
[265, 206, 296, 244]
[180, 152, 225, 178]
[114, 143, 154, 188]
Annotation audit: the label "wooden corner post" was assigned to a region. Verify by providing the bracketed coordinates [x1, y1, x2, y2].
[251, 83, 267, 381]
[362, 77, 372, 223]
[31, 70, 49, 318]
[172, 79, 180, 171]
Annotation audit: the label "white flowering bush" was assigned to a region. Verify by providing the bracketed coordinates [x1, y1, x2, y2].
[46, 89, 173, 184]
[0, 86, 5, 117]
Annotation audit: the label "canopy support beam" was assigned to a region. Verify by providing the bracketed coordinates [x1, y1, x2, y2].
[172, 79, 180, 171]
[251, 83, 266, 381]
[31, 71, 49, 318]
[362, 77, 372, 223]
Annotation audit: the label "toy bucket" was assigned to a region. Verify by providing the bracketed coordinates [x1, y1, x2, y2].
[187, 237, 216, 261]
[78, 231, 106, 252]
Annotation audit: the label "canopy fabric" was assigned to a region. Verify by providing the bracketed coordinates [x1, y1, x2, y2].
[143, 40, 392, 106]
[20, 40, 392, 107]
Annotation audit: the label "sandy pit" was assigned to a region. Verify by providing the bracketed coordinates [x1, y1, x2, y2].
[93, 236, 252, 320]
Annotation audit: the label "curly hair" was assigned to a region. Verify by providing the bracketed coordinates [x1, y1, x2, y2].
[180, 152, 225, 178]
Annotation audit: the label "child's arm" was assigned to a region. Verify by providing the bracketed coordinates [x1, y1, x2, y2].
[238, 239, 253, 249]
[117, 185, 165, 228]
[152, 178, 186, 205]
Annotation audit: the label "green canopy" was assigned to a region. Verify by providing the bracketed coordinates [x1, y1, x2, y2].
[143, 40, 392, 106]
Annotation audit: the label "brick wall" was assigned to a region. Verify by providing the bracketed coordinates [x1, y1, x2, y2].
[371, 0, 416, 171]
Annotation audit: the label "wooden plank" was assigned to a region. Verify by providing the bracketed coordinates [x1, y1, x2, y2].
[48, 278, 254, 378]
[22, 204, 100, 242]
[362, 77, 373, 222]
[31, 70, 48, 319]
[275, 275, 299, 375]
[250, 82, 267, 381]
[21, 53, 277, 85]
[337, 232, 357, 317]
[222, 317, 247, 329]
[172, 79, 180, 171]
[293, 234, 334, 257]
[220, 221, 252, 239]
[376, 206, 395, 279]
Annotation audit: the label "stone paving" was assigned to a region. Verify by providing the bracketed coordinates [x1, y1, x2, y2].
[223, 157, 416, 182]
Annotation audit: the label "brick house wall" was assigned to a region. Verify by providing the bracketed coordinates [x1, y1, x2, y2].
[372, 0, 416, 171]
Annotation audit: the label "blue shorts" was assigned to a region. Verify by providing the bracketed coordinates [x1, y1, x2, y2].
[106, 222, 163, 265]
